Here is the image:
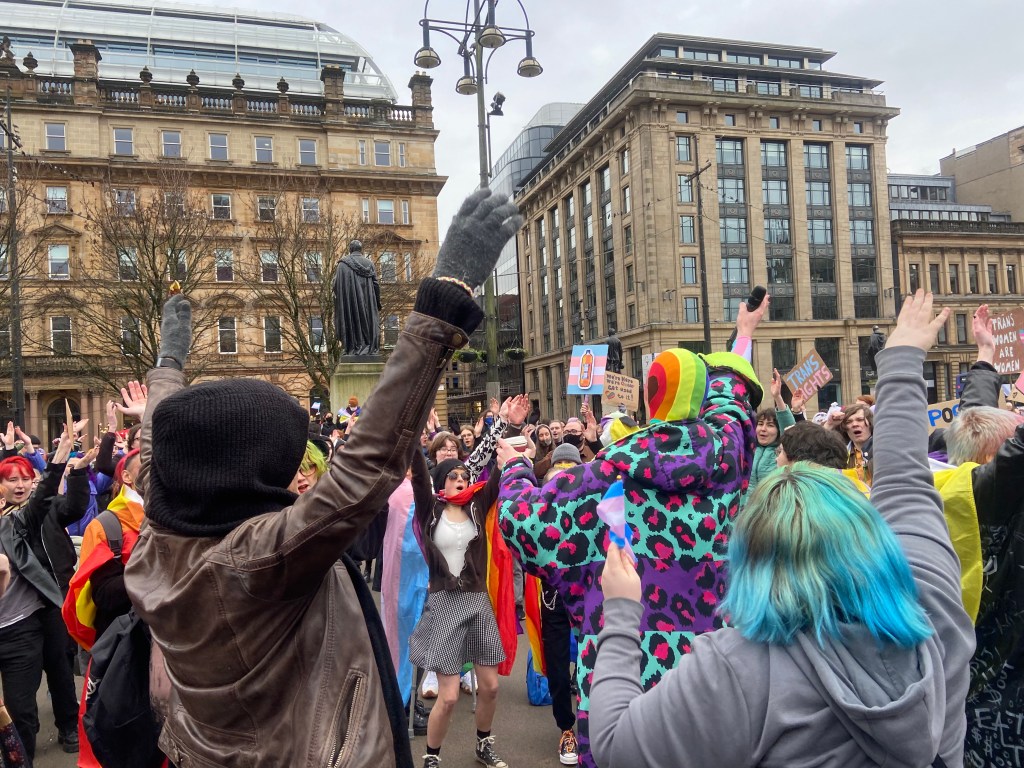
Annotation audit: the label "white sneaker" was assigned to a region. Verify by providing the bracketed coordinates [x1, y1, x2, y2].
[460, 670, 477, 694]
[421, 670, 438, 699]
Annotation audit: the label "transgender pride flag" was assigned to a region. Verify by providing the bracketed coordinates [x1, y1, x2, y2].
[567, 344, 609, 394]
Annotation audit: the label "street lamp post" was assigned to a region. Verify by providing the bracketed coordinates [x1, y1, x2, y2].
[3, 87, 25, 427]
[414, 0, 542, 403]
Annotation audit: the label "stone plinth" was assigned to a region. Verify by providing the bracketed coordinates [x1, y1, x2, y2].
[330, 356, 385, 415]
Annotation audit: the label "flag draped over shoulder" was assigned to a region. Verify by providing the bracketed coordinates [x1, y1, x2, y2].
[62, 487, 143, 651]
[484, 500, 517, 676]
[524, 574, 545, 675]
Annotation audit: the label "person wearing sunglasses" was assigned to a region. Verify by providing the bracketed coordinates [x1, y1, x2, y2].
[409, 455, 510, 768]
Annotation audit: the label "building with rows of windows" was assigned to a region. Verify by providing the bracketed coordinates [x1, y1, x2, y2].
[0, 0, 444, 441]
[513, 34, 899, 418]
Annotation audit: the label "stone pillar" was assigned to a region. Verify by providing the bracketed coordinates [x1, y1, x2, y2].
[27, 391, 40, 439]
[70, 40, 101, 106]
[408, 71, 434, 128]
[320, 65, 346, 121]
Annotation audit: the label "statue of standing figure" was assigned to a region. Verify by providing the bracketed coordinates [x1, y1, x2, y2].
[606, 329, 624, 373]
[867, 324, 887, 370]
[333, 240, 382, 356]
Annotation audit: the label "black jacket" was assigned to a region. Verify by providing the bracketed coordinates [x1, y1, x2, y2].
[36, 466, 90, 594]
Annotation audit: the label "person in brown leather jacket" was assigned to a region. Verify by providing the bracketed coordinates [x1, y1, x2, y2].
[123, 188, 522, 768]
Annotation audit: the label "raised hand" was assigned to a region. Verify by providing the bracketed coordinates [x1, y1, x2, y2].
[770, 368, 783, 402]
[432, 188, 523, 291]
[159, 294, 193, 367]
[14, 426, 33, 451]
[72, 444, 100, 470]
[736, 294, 770, 337]
[106, 399, 119, 434]
[115, 380, 148, 420]
[887, 290, 951, 352]
[600, 542, 641, 603]
[507, 394, 530, 426]
[53, 423, 75, 464]
[2, 422, 14, 450]
[791, 390, 807, 414]
[497, 397, 511, 421]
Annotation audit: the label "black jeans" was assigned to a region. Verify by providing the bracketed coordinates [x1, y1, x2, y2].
[540, 585, 575, 733]
[0, 609, 46, 764]
[39, 603, 80, 733]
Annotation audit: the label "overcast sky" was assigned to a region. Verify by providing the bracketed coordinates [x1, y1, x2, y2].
[241, 0, 1023, 234]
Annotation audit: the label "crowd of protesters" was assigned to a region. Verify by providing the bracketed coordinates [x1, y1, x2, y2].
[0, 185, 1021, 768]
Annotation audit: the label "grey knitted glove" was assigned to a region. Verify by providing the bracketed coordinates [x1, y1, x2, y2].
[432, 188, 523, 290]
[159, 294, 192, 364]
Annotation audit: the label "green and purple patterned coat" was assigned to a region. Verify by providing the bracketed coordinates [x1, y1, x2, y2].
[498, 357, 758, 768]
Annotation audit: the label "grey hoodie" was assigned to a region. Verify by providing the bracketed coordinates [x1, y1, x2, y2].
[590, 345, 976, 768]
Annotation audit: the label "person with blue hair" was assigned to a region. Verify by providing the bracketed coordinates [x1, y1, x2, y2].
[590, 290, 975, 767]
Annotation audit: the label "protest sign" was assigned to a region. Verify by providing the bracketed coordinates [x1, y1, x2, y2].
[991, 308, 1024, 375]
[783, 348, 833, 401]
[927, 399, 961, 433]
[602, 372, 640, 411]
[567, 345, 608, 394]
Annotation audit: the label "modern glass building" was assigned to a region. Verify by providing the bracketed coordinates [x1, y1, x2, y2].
[3, 0, 397, 98]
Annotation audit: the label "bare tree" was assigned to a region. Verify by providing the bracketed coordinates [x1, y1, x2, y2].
[240, 187, 427, 407]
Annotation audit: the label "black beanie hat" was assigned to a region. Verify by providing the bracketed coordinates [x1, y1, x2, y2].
[146, 379, 309, 537]
[430, 458, 468, 491]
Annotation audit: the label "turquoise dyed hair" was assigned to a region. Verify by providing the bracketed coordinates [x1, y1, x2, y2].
[721, 462, 932, 648]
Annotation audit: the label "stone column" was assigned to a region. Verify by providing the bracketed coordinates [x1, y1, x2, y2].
[320, 65, 346, 121]
[27, 391, 40, 439]
[70, 40, 101, 106]
[408, 71, 434, 128]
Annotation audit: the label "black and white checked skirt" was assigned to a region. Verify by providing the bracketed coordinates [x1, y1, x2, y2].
[409, 590, 506, 676]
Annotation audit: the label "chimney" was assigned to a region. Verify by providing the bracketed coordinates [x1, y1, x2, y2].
[320, 65, 346, 121]
[70, 39, 101, 105]
[408, 71, 434, 128]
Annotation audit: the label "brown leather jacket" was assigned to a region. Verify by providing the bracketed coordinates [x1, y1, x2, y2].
[125, 308, 470, 768]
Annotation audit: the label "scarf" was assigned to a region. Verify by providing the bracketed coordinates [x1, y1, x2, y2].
[436, 480, 487, 507]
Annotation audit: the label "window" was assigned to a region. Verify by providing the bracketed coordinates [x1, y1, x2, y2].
[853, 121, 864, 134]
[264, 317, 282, 353]
[361, 198, 370, 223]
[761, 141, 787, 167]
[808, 219, 833, 245]
[218, 317, 237, 354]
[304, 251, 323, 282]
[113, 127, 134, 155]
[51, 316, 72, 355]
[766, 255, 793, 283]
[676, 111, 689, 124]
[677, 174, 693, 203]
[676, 136, 691, 162]
[968, 264, 980, 294]
[718, 178, 745, 204]
[712, 79, 738, 93]
[211, 193, 232, 220]
[167, 249, 186, 281]
[803, 143, 829, 169]
[955, 313, 968, 344]
[260, 250, 279, 282]
[806, 181, 831, 207]
[48, 244, 70, 279]
[622, 186, 631, 213]
[769, 116, 780, 129]
[398, 142, 407, 167]
[811, 119, 823, 132]
[812, 295, 838, 320]
[727, 52, 761, 64]
[764, 218, 791, 245]
[681, 256, 697, 284]
[113, 188, 136, 215]
[161, 130, 181, 158]
[770, 296, 796, 321]
[723, 297, 743, 322]
[719, 217, 747, 244]
[358, 139, 367, 165]
[658, 45, 677, 57]
[810, 257, 835, 283]
[254, 136, 274, 163]
[120, 317, 141, 355]
[722, 257, 749, 284]
[0, 245, 7, 280]
[908, 263, 921, 292]
[401, 199, 411, 225]
[755, 81, 781, 96]
[716, 138, 744, 165]
[684, 298, 699, 323]
[679, 215, 695, 243]
[620, 147, 630, 174]
[846, 145, 870, 170]
[625, 263, 634, 291]
[45, 186, 68, 214]
[379, 252, 397, 283]
[987, 264, 998, 293]
[948, 263, 960, 294]
[117, 248, 138, 281]
[627, 303, 636, 328]
[209, 133, 228, 160]
[929, 264, 941, 293]
[297, 138, 317, 166]
[215, 249, 234, 281]
[301, 197, 320, 223]
[762, 179, 789, 205]
[683, 49, 719, 61]
[724, 115, 737, 127]
[771, 339, 798, 370]
[854, 296, 878, 319]
[767, 55, 802, 68]
[377, 199, 395, 224]
[253, 194, 278, 222]
[848, 182, 872, 207]
[164, 191, 185, 217]
[797, 84, 823, 98]
[624, 225, 633, 255]
[310, 316, 325, 351]
[850, 220, 874, 245]
[374, 140, 391, 166]
[1008, 265, 1017, 294]
[45, 122, 66, 151]
[936, 321, 947, 345]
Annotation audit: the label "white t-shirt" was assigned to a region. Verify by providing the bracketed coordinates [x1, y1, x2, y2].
[432, 511, 476, 578]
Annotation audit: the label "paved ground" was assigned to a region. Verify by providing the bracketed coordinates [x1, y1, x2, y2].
[32, 633, 570, 768]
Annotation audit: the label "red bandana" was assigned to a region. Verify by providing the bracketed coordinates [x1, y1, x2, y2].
[438, 480, 487, 507]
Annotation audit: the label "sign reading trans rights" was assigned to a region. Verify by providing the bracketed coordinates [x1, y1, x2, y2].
[784, 348, 834, 401]
[991, 308, 1024, 375]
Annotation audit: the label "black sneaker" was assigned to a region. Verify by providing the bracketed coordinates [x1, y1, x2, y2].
[422, 754, 441, 768]
[58, 728, 80, 754]
[475, 735, 508, 768]
[413, 701, 429, 736]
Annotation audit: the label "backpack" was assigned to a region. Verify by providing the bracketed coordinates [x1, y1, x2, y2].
[82, 610, 164, 768]
[63, 510, 128, 651]
[525, 649, 552, 706]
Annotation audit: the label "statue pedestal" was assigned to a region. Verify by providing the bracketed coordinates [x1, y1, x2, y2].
[330, 356, 386, 416]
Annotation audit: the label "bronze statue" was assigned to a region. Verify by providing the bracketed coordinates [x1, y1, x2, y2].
[332, 240, 381, 356]
[606, 329, 624, 373]
[866, 324, 886, 370]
